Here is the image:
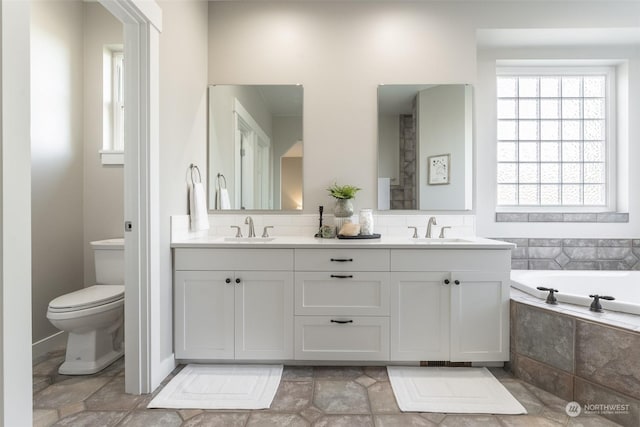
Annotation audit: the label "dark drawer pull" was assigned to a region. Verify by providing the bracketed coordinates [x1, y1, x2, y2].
[330, 274, 353, 279]
[330, 319, 353, 324]
[330, 258, 353, 262]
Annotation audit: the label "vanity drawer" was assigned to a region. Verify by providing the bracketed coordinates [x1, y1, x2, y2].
[295, 249, 389, 272]
[295, 272, 389, 315]
[294, 316, 389, 361]
[174, 248, 294, 271]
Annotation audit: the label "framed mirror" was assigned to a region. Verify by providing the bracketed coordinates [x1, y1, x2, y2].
[377, 84, 473, 211]
[208, 84, 303, 211]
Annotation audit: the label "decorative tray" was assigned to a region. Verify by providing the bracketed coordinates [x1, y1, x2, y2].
[337, 233, 381, 240]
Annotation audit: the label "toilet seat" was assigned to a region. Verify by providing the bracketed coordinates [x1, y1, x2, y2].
[48, 285, 124, 313]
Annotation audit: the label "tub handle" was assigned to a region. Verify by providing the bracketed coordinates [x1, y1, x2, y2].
[588, 294, 615, 313]
[537, 286, 559, 305]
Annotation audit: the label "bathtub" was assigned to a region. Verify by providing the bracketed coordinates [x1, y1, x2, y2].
[511, 270, 640, 316]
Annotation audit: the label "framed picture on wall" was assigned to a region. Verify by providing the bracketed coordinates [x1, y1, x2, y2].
[428, 154, 450, 185]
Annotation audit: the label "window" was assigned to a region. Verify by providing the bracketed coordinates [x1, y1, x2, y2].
[496, 68, 614, 209]
[101, 46, 124, 165]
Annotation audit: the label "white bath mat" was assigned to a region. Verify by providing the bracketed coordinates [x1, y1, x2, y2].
[387, 366, 527, 414]
[148, 364, 283, 409]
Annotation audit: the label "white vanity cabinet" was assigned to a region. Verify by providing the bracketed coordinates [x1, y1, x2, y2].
[174, 249, 294, 360]
[293, 249, 391, 361]
[390, 250, 511, 362]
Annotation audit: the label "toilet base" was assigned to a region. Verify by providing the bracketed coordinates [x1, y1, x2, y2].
[59, 348, 124, 375]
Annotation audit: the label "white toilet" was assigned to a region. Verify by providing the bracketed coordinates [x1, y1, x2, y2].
[47, 238, 125, 375]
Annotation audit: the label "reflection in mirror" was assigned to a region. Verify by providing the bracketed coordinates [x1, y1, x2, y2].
[208, 85, 303, 211]
[378, 84, 473, 211]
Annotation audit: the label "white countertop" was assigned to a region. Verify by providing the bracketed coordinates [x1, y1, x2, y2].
[171, 235, 515, 250]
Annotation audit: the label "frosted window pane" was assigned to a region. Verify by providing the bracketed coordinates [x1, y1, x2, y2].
[498, 120, 517, 140]
[541, 121, 559, 141]
[497, 142, 517, 162]
[540, 142, 560, 161]
[540, 99, 559, 119]
[584, 184, 605, 205]
[519, 120, 538, 140]
[497, 77, 517, 97]
[497, 184, 517, 205]
[540, 163, 560, 183]
[540, 77, 559, 97]
[541, 185, 560, 205]
[562, 77, 581, 97]
[519, 100, 538, 119]
[562, 185, 582, 205]
[562, 121, 581, 140]
[519, 185, 538, 205]
[584, 163, 605, 184]
[584, 99, 604, 119]
[497, 163, 517, 183]
[519, 77, 538, 97]
[584, 120, 604, 141]
[497, 99, 517, 119]
[584, 142, 605, 162]
[562, 142, 581, 162]
[562, 163, 582, 183]
[584, 76, 605, 97]
[562, 99, 581, 119]
[519, 163, 538, 183]
[519, 142, 538, 162]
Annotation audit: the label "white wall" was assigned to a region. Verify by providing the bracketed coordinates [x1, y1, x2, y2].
[82, 3, 123, 284]
[158, 0, 208, 376]
[31, 0, 85, 343]
[208, 1, 640, 238]
[2, 0, 33, 424]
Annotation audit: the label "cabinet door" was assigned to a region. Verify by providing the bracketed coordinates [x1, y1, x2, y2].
[174, 271, 234, 359]
[390, 272, 450, 361]
[234, 271, 294, 359]
[450, 271, 510, 362]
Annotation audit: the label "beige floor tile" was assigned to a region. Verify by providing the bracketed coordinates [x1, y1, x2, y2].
[368, 382, 400, 414]
[314, 380, 370, 414]
[181, 412, 249, 427]
[53, 410, 127, 427]
[118, 410, 182, 427]
[33, 377, 111, 409]
[33, 409, 58, 427]
[270, 380, 313, 412]
[84, 376, 142, 411]
[246, 413, 309, 427]
[374, 414, 437, 427]
[313, 415, 374, 427]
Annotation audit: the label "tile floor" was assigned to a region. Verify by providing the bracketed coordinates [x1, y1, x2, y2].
[33, 351, 621, 427]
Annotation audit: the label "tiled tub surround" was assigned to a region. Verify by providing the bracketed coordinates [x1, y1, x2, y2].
[510, 291, 640, 427]
[496, 238, 640, 271]
[390, 114, 417, 210]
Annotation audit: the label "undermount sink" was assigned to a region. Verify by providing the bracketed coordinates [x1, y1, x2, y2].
[223, 237, 276, 242]
[412, 238, 473, 244]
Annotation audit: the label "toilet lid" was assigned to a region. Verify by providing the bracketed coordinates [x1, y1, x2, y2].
[49, 285, 124, 312]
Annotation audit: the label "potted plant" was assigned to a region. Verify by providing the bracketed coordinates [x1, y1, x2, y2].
[327, 182, 361, 218]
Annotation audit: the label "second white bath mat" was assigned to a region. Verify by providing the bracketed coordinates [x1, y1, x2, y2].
[148, 364, 283, 409]
[387, 366, 527, 414]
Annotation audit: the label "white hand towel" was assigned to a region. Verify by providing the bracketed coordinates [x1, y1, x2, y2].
[189, 182, 210, 231]
[219, 188, 231, 210]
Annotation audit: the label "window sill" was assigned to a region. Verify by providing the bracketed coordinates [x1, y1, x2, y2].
[496, 212, 628, 223]
[100, 150, 124, 166]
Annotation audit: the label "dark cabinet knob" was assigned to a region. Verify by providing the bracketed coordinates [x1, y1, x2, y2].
[444, 279, 450, 284]
[235, 278, 241, 284]
[225, 278, 231, 284]
[454, 280, 460, 285]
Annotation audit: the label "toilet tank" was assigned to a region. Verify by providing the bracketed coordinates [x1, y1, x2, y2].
[91, 238, 124, 285]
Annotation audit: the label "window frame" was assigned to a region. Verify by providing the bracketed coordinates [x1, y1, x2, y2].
[495, 65, 617, 213]
[100, 45, 124, 165]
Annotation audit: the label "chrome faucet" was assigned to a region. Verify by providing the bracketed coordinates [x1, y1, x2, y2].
[245, 216, 255, 238]
[426, 217, 437, 238]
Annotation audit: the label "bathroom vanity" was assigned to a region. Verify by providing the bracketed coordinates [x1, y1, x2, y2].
[172, 236, 513, 364]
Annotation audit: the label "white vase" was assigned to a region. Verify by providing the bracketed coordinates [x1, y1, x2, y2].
[359, 209, 374, 235]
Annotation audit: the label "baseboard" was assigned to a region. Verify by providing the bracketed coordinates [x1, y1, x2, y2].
[151, 353, 177, 392]
[32, 331, 67, 364]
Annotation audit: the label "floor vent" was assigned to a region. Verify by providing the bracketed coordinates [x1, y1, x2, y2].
[420, 361, 472, 367]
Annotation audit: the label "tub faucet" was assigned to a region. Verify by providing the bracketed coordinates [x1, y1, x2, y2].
[589, 294, 615, 312]
[245, 216, 255, 238]
[426, 217, 437, 238]
[537, 286, 558, 305]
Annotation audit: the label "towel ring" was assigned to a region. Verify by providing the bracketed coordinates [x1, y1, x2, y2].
[189, 164, 202, 184]
[216, 173, 227, 189]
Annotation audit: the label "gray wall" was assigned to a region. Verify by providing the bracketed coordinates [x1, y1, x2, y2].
[31, 0, 85, 343]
